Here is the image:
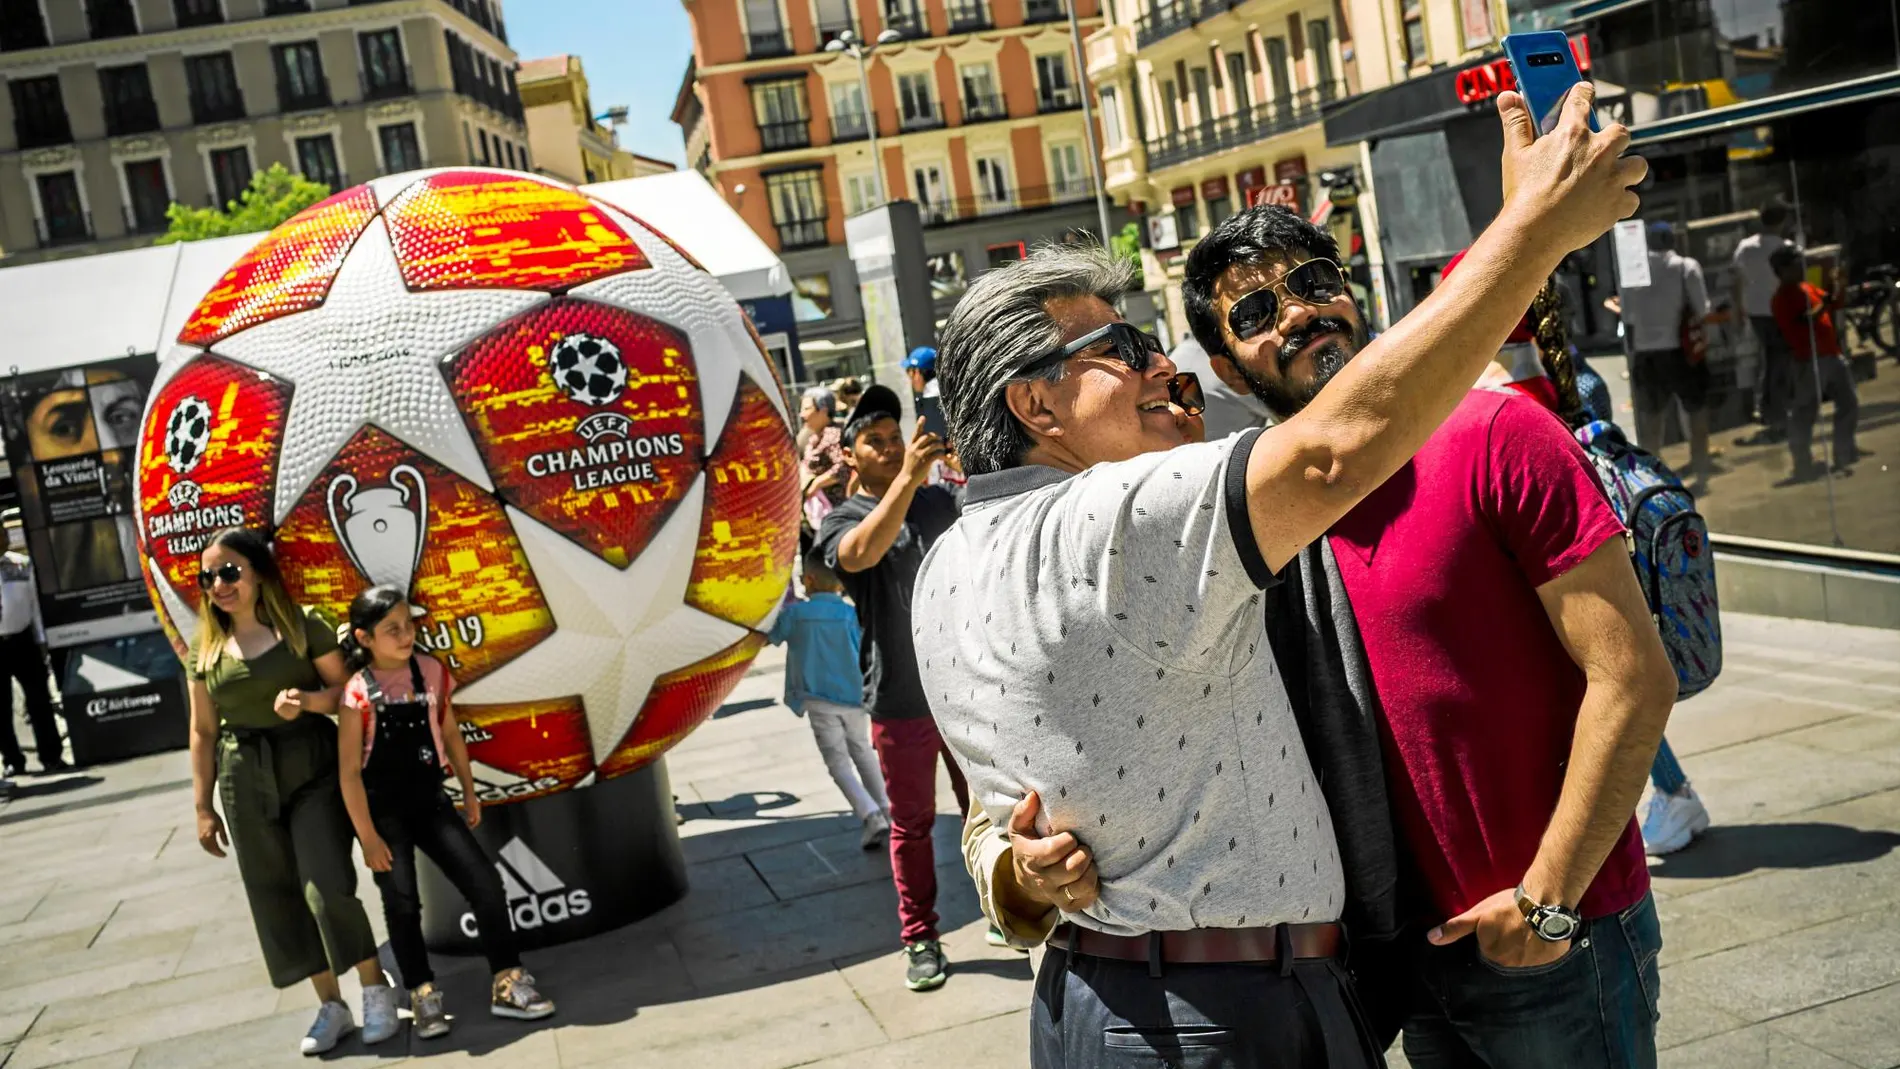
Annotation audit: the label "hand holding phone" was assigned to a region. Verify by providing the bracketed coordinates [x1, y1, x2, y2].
[916, 394, 949, 444]
[1502, 32, 1601, 137]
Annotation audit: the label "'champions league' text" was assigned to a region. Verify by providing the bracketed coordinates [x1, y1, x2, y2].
[525, 433, 687, 491]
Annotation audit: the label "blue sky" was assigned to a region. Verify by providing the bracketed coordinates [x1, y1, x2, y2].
[507, 1, 695, 167]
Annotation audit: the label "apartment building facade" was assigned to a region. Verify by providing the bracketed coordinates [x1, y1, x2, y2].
[519, 53, 672, 185]
[1083, 0, 1362, 341]
[0, 0, 527, 264]
[678, 0, 1121, 383]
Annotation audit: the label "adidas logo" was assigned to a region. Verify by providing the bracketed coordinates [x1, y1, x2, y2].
[448, 760, 562, 804]
[459, 837, 592, 939]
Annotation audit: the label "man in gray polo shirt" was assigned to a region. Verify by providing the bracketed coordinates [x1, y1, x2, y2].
[917, 87, 1645, 1069]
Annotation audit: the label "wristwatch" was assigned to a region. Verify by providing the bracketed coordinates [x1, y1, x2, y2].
[1514, 886, 1582, 943]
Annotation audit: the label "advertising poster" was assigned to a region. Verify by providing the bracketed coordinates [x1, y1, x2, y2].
[0, 355, 161, 647]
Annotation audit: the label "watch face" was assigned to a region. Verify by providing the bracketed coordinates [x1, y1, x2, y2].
[1539, 911, 1579, 941]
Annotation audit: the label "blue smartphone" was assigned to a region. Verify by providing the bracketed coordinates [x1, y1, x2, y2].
[1501, 31, 1599, 136]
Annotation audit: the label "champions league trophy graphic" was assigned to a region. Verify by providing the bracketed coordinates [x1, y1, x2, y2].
[326, 464, 428, 595]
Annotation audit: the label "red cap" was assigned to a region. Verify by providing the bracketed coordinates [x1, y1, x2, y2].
[1441, 249, 1535, 343]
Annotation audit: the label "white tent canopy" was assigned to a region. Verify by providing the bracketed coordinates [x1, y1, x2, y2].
[0, 170, 787, 379]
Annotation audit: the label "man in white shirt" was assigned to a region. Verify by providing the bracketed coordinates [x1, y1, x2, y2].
[1730, 199, 1796, 444]
[1618, 221, 1715, 487]
[1, 528, 66, 775]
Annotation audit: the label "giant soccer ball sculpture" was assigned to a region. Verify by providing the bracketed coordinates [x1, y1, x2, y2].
[134, 169, 801, 946]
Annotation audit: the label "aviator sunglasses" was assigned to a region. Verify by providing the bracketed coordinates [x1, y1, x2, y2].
[197, 562, 245, 591]
[1226, 258, 1349, 343]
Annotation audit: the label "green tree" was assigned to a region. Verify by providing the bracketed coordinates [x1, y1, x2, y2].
[158, 164, 331, 244]
[1109, 221, 1145, 288]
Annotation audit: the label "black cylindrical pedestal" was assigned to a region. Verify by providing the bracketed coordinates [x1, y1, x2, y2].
[417, 758, 687, 954]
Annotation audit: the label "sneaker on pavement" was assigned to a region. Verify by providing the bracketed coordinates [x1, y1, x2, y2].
[491, 968, 556, 1020]
[300, 1000, 354, 1056]
[904, 940, 947, 992]
[411, 983, 451, 1040]
[1642, 785, 1712, 856]
[360, 981, 401, 1044]
[860, 811, 890, 851]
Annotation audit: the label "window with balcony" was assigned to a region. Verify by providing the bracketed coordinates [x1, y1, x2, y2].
[1309, 19, 1334, 90]
[174, 0, 222, 27]
[1048, 142, 1086, 197]
[1157, 78, 1179, 134]
[843, 171, 879, 215]
[10, 76, 71, 149]
[36, 172, 88, 246]
[208, 146, 251, 208]
[1022, 0, 1064, 24]
[87, 0, 138, 39]
[1, 0, 51, 51]
[296, 133, 342, 189]
[1266, 36, 1292, 99]
[765, 168, 826, 250]
[1189, 66, 1212, 124]
[1399, 1, 1426, 68]
[1099, 85, 1124, 147]
[1035, 53, 1078, 112]
[100, 64, 160, 136]
[185, 53, 244, 123]
[883, 0, 925, 39]
[380, 122, 422, 172]
[274, 42, 330, 111]
[814, 0, 854, 47]
[912, 162, 950, 223]
[973, 155, 1011, 213]
[946, 0, 988, 32]
[359, 29, 410, 99]
[961, 62, 1003, 121]
[743, 0, 788, 58]
[829, 82, 870, 141]
[123, 158, 170, 233]
[1226, 52, 1250, 111]
[751, 79, 810, 152]
[897, 72, 940, 129]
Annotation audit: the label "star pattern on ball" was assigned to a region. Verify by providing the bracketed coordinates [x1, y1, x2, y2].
[454, 474, 748, 763]
[208, 216, 550, 524]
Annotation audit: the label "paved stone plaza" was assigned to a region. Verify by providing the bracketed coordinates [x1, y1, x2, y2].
[1, 612, 1897, 1069]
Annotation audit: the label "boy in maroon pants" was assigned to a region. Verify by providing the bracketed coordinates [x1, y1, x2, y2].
[815, 385, 967, 992]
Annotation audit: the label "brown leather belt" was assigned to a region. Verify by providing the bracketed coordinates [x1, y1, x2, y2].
[1049, 921, 1344, 965]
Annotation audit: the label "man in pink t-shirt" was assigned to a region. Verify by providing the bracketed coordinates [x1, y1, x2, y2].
[1178, 205, 1678, 1068]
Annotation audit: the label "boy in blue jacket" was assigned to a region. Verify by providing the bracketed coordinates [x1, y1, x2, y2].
[767, 553, 891, 849]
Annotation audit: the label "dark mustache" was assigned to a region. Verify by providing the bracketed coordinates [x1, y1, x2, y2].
[1277, 317, 1358, 368]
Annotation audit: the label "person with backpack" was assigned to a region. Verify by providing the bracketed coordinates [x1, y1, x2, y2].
[1619, 220, 1721, 493]
[980, 197, 1679, 1068]
[336, 585, 555, 1042]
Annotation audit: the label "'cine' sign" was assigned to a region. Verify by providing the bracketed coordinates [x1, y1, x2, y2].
[1454, 34, 1592, 107]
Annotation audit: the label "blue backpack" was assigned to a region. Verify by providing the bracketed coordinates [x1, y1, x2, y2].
[1574, 419, 1722, 700]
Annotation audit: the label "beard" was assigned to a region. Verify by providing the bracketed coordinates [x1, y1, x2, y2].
[1232, 315, 1363, 420]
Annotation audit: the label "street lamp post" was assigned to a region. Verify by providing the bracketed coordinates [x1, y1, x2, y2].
[1065, 1, 1113, 245]
[825, 28, 901, 207]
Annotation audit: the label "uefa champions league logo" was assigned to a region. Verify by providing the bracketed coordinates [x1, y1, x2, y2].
[326, 464, 428, 593]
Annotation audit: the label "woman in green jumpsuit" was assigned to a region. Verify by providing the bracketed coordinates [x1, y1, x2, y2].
[186, 528, 400, 1056]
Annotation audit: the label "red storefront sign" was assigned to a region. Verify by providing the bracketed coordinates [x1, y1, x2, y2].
[1236, 165, 1268, 194]
[1454, 35, 1592, 106]
[1247, 182, 1301, 211]
[1273, 156, 1307, 184]
[1171, 186, 1197, 207]
[1200, 176, 1230, 202]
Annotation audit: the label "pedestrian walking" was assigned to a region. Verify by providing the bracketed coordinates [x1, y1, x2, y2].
[933, 86, 1647, 1069]
[799, 385, 849, 560]
[336, 585, 555, 1042]
[814, 384, 966, 992]
[1731, 199, 1798, 443]
[765, 553, 891, 850]
[1620, 221, 1720, 490]
[1, 527, 67, 776]
[184, 528, 396, 1056]
[1770, 247, 1863, 479]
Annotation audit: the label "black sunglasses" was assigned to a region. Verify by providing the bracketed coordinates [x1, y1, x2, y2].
[1168, 372, 1205, 417]
[197, 562, 244, 591]
[1019, 322, 1167, 377]
[1227, 259, 1349, 342]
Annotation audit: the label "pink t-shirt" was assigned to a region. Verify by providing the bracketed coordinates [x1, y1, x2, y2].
[342, 655, 454, 771]
[1327, 388, 1647, 921]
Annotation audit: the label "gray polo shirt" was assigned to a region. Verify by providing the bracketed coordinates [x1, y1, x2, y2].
[916, 431, 1344, 936]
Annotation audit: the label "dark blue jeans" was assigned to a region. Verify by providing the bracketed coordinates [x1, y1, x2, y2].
[1400, 893, 1662, 1069]
[1030, 943, 1386, 1069]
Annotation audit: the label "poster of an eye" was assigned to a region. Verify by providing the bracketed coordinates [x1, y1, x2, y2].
[0, 353, 160, 647]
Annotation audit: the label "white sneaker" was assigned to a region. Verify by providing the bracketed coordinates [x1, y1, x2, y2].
[860, 811, 891, 851]
[300, 1000, 354, 1056]
[1642, 785, 1712, 856]
[360, 981, 401, 1044]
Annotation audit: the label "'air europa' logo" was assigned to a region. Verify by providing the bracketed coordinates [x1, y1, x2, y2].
[459, 838, 592, 938]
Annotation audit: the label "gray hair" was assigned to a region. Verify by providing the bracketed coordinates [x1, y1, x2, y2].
[801, 384, 837, 417]
[938, 243, 1136, 475]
